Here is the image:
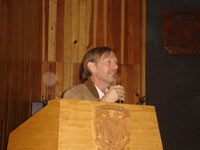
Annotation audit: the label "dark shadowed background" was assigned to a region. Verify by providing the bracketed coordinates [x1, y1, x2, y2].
[146, 0, 200, 149]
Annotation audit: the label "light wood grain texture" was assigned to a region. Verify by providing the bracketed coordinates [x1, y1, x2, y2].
[7, 99, 163, 150]
[71, 0, 80, 62]
[48, 0, 57, 62]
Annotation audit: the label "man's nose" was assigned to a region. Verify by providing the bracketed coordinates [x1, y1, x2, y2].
[113, 62, 118, 69]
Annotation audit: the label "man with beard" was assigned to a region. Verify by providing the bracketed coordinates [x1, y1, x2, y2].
[62, 47, 125, 103]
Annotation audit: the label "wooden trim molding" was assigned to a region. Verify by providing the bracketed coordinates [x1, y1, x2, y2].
[141, 0, 146, 98]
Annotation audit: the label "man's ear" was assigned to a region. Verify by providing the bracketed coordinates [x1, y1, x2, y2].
[87, 62, 96, 74]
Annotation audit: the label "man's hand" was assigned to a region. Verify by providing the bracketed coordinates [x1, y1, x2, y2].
[101, 85, 125, 103]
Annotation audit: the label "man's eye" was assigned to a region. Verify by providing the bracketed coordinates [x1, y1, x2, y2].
[107, 60, 111, 64]
[103, 59, 110, 64]
[103, 58, 118, 65]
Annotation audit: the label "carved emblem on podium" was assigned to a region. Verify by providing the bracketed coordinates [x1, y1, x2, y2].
[93, 105, 131, 150]
[162, 10, 200, 55]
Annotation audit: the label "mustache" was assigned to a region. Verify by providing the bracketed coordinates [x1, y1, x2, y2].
[108, 70, 117, 74]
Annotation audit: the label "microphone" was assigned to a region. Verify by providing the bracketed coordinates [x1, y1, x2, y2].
[116, 99, 123, 104]
[109, 78, 124, 104]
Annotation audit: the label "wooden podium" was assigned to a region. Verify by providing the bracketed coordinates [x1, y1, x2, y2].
[7, 99, 163, 150]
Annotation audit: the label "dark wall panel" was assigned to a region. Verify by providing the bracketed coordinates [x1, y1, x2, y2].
[0, 1, 43, 149]
[146, 0, 200, 149]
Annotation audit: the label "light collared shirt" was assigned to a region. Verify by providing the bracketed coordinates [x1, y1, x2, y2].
[95, 85, 108, 99]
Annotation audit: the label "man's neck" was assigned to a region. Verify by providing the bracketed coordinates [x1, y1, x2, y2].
[90, 76, 108, 93]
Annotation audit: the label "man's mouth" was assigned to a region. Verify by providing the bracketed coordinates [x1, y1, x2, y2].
[109, 70, 117, 75]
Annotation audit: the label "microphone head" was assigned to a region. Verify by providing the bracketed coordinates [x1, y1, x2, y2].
[116, 100, 123, 104]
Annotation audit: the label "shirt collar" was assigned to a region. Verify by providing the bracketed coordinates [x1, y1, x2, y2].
[95, 85, 108, 99]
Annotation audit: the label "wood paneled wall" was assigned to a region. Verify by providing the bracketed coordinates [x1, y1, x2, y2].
[0, 0, 145, 149]
[0, 0, 43, 149]
[43, 0, 146, 105]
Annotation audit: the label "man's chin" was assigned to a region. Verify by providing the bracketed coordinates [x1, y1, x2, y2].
[107, 78, 116, 84]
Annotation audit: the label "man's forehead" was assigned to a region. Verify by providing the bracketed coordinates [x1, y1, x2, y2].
[100, 51, 116, 59]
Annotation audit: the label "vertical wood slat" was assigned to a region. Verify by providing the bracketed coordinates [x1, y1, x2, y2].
[63, 0, 72, 62]
[96, 0, 105, 46]
[41, 62, 47, 100]
[141, 0, 146, 98]
[93, 0, 98, 47]
[85, 0, 92, 50]
[124, 0, 141, 65]
[79, 0, 87, 61]
[23, 0, 32, 120]
[124, 0, 134, 65]
[107, 0, 121, 61]
[13, 2, 24, 121]
[47, 62, 56, 99]
[121, 0, 125, 64]
[44, 0, 49, 62]
[71, 0, 80, 62]
[103, 0, 107, 46]
[56, 0, 65, 62]
[0, 3, 8, 150]
[120, 64, 140, 104]
[30, 0, 43, 101]
[48, 0, 57, 62]
[42, 0, 46, 62]
[31, 62, 42, 101]
[63, 63, 73, 93]
[72, 63, 82, 85]
[55, 63, 64, 98]
[16, 0, 25, 128]
[0, 120, 3, 150]
[88, 0, 94, 50]
[0, 3, 8, 148]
